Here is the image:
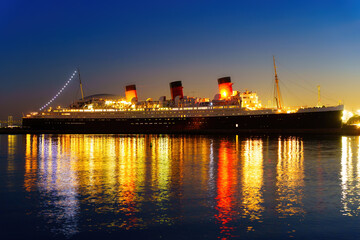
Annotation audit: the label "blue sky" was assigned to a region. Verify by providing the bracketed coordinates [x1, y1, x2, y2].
[0, 0, 359, 119]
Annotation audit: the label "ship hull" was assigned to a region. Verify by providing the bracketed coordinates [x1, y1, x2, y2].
[22, 109, 343, 134]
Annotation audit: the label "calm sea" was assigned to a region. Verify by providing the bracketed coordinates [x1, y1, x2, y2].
[1, 134, 360, 239]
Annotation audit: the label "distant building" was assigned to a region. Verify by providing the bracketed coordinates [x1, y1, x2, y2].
[8, 116, 13, 127]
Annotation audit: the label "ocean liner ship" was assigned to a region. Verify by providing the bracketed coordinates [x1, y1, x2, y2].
[22, 59, 344, 133]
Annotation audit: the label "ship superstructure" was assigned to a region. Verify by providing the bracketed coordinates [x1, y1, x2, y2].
[23, 61, 344, 133]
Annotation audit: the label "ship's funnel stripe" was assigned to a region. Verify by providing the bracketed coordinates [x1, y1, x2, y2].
[170, 81, 182, 88]
[218, 76, 231, 84]
[125, 85, 136, 91]
[39, 70, 77, 111]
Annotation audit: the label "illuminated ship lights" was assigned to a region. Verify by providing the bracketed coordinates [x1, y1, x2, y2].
[125, 85, 138, 102]
[218, 77, 233, 99]
[39, 70, 77, 111]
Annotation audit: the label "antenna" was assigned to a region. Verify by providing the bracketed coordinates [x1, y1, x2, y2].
[273, 56, 283, 110]
[78, 68, 85, 101]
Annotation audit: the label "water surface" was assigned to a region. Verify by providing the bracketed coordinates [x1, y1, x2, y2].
[1, 134, 360, 239]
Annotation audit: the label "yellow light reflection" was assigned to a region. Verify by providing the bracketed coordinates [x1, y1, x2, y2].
[116, 136, 142, 229]
[341, 136, 360, 216]
[276, 136, 305, 217]
[241, 138, 264, 221]
[7, 135, 17, 172]
[150, 135, 172, 225]
[24, 135, 38, 192]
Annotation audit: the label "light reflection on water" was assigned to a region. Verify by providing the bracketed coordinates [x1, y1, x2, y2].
[2, 134, 360, 239]
[276, 136, 304, 217]
[215, 139, 238, 238]
[341, 136, 360, 217]
[241, 138, 264, 222]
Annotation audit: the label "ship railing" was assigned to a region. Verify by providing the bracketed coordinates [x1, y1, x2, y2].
[54, 104, 243, 113]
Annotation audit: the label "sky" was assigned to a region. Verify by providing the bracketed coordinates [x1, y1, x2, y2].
[0, 0, 359, 120]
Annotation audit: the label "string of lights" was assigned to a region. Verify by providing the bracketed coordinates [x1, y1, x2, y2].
[39, 70, 77, 111]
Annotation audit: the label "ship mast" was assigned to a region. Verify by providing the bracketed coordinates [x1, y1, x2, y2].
[317, 85, 321, 107]
[273, 56, 282, 110]
[78, 68, 85, 101]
